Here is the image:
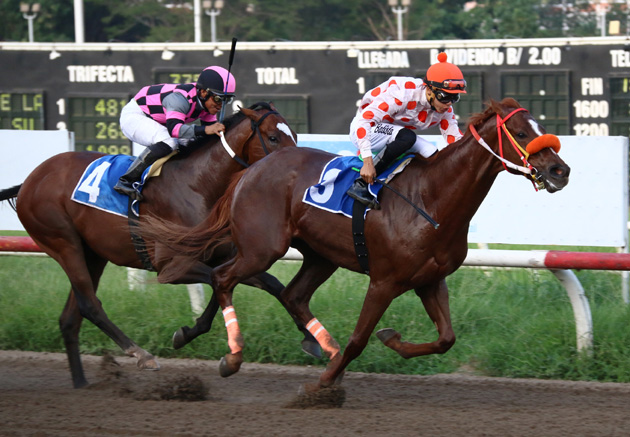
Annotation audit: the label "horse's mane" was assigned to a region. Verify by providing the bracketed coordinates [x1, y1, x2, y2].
[467, 97, 522, 131]
[179, 101, 275, 154]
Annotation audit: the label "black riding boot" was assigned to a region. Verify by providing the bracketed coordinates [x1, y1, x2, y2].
[347, 128, 416, 210]
[347, 178, 380, 209]
[113, 141, 172, 201]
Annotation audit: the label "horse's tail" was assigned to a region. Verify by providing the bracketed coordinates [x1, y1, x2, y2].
[0, 185, 21, 211]
[141, 170, 245, 267]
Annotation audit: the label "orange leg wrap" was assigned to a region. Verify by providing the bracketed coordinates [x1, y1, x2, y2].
[222, 306, 243, 354]
[306, 318, 340, 359]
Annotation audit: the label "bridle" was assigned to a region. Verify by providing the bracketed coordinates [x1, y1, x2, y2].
[469, 108, 558, 191]
[219, 109, 279, 168]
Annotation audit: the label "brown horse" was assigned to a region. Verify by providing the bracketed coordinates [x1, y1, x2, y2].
[147, 98, 571, 388]
[0, 102, 318, 389]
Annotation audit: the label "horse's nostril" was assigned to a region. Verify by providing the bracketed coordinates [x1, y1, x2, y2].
[551, 165, 570, 178]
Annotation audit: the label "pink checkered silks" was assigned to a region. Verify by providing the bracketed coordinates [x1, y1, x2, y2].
[134, 83, 216, 137]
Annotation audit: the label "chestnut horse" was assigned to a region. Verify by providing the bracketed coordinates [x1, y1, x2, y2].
[147, 98, 570, 388]
[0, 102, 317, 389]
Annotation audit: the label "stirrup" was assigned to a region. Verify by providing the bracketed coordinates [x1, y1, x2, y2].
[347, 181, 381, 210]
[114, 181, 144, 201]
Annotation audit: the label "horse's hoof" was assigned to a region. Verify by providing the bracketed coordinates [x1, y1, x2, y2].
[297, 382, 321, 395]
[376, 328, 398, 344]
[219, 353, 242, 378]
[335, 371, 345, 385]
[172, 326, 190, 350]
[137, 355, 160, 371]
[288, 383, 346, 409]
[72, 378, 90, 389]
[301, 339, 322, 359]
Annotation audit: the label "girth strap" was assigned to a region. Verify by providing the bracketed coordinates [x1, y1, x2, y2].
[127, 197, 156, 272]
[351, 200, 370, 274]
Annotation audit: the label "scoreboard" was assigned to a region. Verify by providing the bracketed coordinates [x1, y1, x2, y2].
[1, 37, 629, 155]
[67, 96, 130, 154]
[0, 91, 44, 130]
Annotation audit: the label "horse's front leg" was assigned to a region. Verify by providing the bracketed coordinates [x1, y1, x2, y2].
[376, 279, 456, 358]
[316, 282, 395, 388]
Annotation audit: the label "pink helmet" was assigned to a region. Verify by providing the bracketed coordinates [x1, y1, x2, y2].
[196, 66, 236, 95]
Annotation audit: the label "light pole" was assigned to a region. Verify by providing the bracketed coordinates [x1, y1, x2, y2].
[388, 0, 411, 41]
[596, 0, 609, 37]
[20, 2, 40, 43]
[203, 0, 224, 43]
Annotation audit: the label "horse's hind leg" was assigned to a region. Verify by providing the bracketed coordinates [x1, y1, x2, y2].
[209, 251, 292, 377]
[60, 291, 88, 388]
[376, 279, 456, 358]
[44, 239, 159, 386]
[172, 291, 220, 349]
[172, 271, 321, 357]
[241, 271, 322, 358]
[59, 253, 107, 388]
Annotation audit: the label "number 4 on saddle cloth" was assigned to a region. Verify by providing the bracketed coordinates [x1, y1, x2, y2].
[302, 154, 413, 217]
[71, 153, 174, 217]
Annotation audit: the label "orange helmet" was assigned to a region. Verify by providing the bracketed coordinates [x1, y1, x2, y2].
[425, 52, 466, 94]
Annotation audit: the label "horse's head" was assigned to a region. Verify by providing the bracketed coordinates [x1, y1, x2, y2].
[232, 102, 298, 165]
[469, 98, 570, 193]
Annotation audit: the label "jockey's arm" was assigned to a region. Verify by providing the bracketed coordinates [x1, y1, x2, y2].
[354, 89, 402, 184]
[162, 93, 209, 139]
[439, 111, 464, 145]
[360, 156, 376, 184]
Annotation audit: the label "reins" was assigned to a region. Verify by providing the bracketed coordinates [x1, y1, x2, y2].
[376, 178, 439, 229]
[373, 106, 551, 224]
[468, 108, 533, 176]
[219, 110, 278, 168]
[468, 107, 551, 190]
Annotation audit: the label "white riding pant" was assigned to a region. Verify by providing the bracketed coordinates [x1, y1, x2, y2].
[349, 121, 438, 158]
[119, 99, 180, 151]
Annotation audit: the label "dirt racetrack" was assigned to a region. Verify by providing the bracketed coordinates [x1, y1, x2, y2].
[1, 350, 630, 437]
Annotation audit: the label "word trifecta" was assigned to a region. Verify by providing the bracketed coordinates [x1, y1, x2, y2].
[67, 65, 135, 83]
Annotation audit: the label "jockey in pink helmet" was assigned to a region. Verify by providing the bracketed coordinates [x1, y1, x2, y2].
[347, 52, 466, 209]
[114, 66, 236, 200]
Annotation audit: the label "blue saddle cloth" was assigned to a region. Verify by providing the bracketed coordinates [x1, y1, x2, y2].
[71, 155, 152, 217]
[302, 155, 412, 218]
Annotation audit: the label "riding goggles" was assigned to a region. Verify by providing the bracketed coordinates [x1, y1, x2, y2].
[425, 78, 467, 92]
[434, 89, 460, 104]
[208, 92, 235, 104]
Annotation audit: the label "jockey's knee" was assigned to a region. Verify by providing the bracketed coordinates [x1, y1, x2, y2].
[395, 127, 416, 146]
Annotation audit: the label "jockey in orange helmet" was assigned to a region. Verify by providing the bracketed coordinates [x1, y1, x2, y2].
[347, 52, 466, 209]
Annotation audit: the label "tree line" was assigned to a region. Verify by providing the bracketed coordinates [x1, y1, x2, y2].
[1, 0, 628, 43]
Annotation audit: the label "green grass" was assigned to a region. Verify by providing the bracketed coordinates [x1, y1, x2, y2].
[1, 254, 630, 382]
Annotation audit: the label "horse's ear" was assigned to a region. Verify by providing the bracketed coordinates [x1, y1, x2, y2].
[240, 106, 258, 121]
[269, 101, 277, 111]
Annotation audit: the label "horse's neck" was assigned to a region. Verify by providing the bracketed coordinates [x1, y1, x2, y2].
[421, 134, 503, 227]
[173, 134, 243, 197]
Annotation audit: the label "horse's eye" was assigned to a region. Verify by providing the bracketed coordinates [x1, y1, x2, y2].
[517, 132, 527, 139]
[269, 136, 278, 143]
